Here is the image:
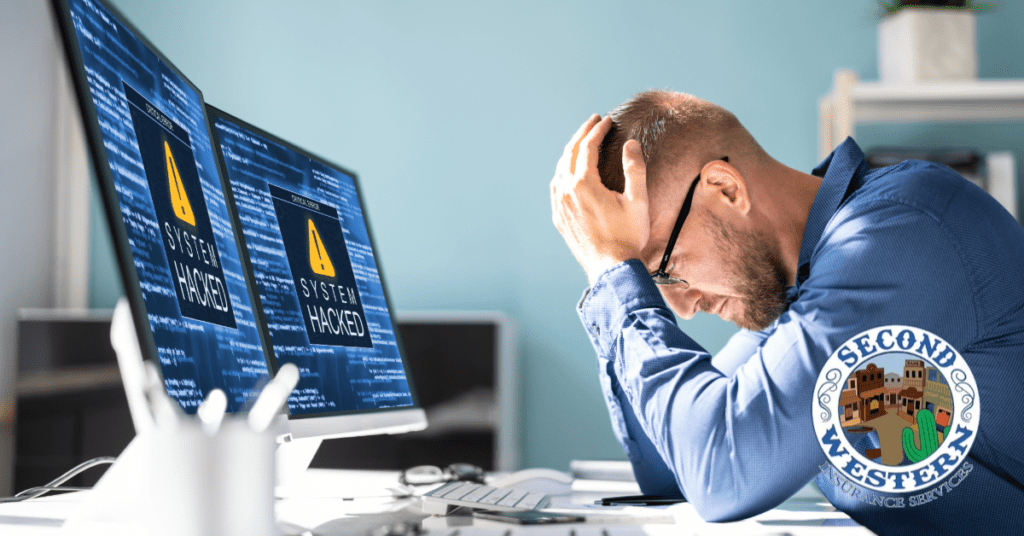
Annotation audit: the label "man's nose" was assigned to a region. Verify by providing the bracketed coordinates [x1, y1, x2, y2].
[677, 288, 702, 320]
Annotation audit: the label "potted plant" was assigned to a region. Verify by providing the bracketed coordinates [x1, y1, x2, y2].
[877, 1, 989, 83]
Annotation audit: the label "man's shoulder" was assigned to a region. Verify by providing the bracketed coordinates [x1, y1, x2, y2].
[846, 159, 969, 220]
[808, 160, 973, 281]
[818, 160, 964, 250]
[833, 158, 1017, 244]
[797, 160, 985, 345]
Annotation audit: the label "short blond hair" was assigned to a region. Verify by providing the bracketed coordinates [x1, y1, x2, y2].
[597, 90, 764, 194]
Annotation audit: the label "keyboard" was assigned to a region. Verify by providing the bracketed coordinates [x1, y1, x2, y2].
[420, 481, 550, 515]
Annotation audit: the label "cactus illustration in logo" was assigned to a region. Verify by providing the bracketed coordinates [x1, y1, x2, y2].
[903, 409, 940, 463]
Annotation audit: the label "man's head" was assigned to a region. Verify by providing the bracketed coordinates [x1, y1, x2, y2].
[597, 90, 789, 331]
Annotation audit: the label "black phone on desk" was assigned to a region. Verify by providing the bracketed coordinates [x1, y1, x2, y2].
[472, 510, 585, 525]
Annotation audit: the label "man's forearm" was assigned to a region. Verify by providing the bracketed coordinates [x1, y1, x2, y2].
[579, 260, 822, 521]
[581, 268, 682, 497]
[604, 364, 685, 497]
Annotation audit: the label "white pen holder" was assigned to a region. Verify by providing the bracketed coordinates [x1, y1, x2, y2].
[65, 417, 277, 536]
[64, 299, 285, 535]
[213, 419, 277, 536]
[147, 421, 215, 535]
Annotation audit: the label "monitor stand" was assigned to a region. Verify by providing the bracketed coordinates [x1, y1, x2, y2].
[275, 434, 322, 485]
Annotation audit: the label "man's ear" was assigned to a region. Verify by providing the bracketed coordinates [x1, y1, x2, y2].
[703, 160, 750, 216]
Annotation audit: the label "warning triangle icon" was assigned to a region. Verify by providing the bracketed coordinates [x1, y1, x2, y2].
[166, 140, 196, 226]
[308, 219, 335, 278]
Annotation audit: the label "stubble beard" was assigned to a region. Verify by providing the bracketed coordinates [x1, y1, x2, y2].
[706, 211, 789, 332]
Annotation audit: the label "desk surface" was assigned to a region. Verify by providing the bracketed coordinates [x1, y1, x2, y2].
[0, 469, 874, 535]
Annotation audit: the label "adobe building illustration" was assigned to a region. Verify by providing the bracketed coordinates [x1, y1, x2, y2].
[884, 372, 902, 411]
[898, 387, 924, 419]
[840, 357, 954, 466]
[839, 363, 887, 426]
[903, 359, 925, 390]
[924, 367, 953, 435]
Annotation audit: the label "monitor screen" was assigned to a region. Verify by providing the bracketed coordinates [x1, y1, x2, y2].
[207, 107, 416, 418]
[55, 0, 270, 412]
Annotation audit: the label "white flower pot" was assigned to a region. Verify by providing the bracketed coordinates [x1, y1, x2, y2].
[878, 8, 977, 83]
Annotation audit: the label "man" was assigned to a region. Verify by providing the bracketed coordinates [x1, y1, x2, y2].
[550, 90, 1024, 535]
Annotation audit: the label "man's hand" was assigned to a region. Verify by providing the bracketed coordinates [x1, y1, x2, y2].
[550, 115, 650, 286]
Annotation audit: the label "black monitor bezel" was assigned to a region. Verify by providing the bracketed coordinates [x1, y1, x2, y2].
[205, 104, 422, 419]
[50, 0, 277, 400]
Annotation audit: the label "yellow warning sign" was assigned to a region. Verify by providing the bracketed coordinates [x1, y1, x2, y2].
[166, 140, 196, 226]
[308, 219, 335, 278]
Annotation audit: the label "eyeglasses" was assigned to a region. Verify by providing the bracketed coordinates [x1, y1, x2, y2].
[649, 156, 729, 286]
[398, 463, 486, 486]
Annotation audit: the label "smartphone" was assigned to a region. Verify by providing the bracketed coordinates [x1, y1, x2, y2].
[472, 510, 585, 525]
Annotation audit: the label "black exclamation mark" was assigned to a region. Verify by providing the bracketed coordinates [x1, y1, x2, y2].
[175, 175, 186, 217]
[313, 227, 325, 271]
[168, 146, 186, 217]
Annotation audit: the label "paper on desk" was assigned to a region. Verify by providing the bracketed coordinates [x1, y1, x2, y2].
[429, 525, 651, 535]
[275, 468, 411, 499]
[540, 495, 675, 525]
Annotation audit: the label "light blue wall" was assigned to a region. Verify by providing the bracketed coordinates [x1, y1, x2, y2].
[89, 0, 1024, 469]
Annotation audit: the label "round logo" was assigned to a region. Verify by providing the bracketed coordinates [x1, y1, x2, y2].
[813, 326, 979, 494]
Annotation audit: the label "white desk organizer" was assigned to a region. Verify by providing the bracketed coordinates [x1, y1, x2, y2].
[63, 299, 294, 536]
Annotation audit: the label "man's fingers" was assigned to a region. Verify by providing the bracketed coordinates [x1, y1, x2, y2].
[550, 168, 561, 195]
[575, 116, 612, 182]
[555, 152, 570, 183]
[567, 114, 601, 175]
[551, 177, 563, 229]
[622, 139, 648, 202]
[552, 145, 575, 196]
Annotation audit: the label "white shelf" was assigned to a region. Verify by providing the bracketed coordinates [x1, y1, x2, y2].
[853, 79, 1024, 123]
[818, 69, 1024, 159]
[817, 69, 1020, 220]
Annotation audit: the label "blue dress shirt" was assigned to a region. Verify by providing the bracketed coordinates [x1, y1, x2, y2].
[577, 138, 1024, 534]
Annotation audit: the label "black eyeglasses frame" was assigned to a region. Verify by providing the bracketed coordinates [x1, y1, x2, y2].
[649, 156, 729, 286]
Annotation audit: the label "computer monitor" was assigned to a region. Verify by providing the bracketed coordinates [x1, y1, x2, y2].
[51, 0, 426, 444]
[52, 0, 272, 413]
[206, 106, 426, 441]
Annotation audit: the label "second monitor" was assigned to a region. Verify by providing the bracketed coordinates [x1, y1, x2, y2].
[208, 105, 425, 441]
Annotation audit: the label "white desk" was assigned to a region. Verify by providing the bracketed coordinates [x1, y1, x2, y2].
[0, 469, 874, 535]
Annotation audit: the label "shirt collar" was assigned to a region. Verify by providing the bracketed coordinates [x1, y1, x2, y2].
[795, 137, 871, 285]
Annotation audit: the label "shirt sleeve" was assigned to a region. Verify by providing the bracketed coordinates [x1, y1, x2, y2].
[575, 197, 977, 522]
[579, 260, 822, 520]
